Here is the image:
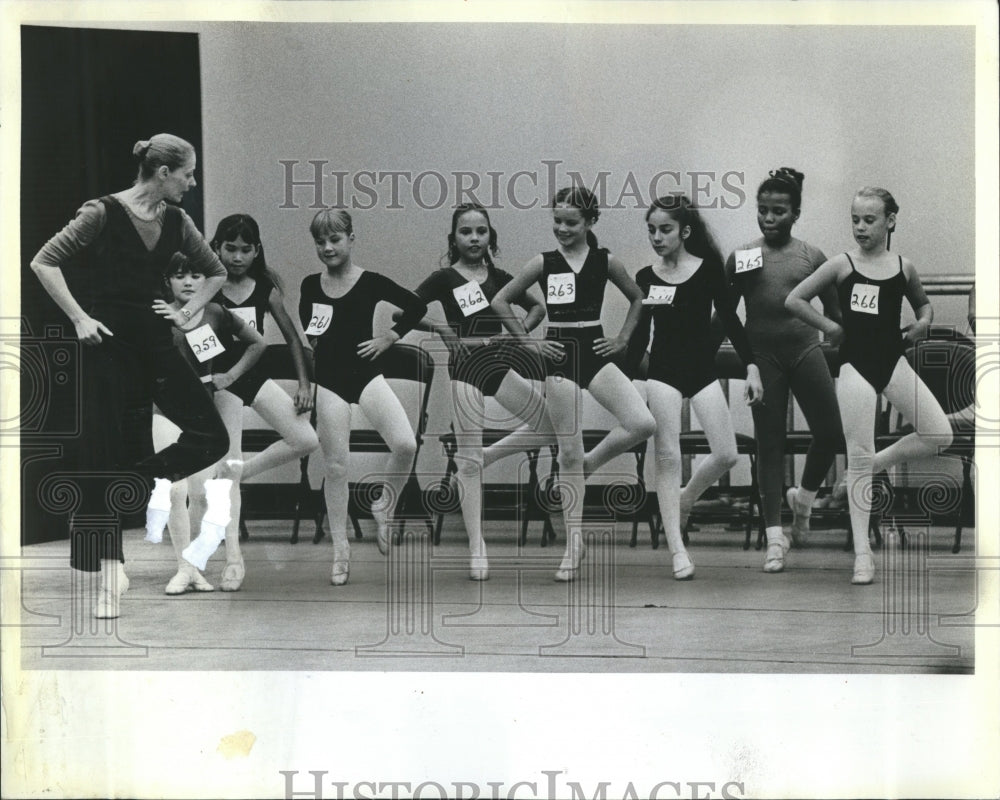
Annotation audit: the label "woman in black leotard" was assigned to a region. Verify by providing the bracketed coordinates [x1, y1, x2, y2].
[300, 208, 427, 586]
[786, 187, 952, 584]
[493, 186, 656, 582]
[409, 204, 552, 580]
[30, 134, 230, 619]
[627, 195, 762, 580]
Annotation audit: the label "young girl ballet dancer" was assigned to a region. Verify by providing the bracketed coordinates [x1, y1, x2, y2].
[785, 186, 952, 584]
[202, 213, 320, 590]
[723, 167, 844, 573]
[409, 203, 552, 580]
[492, 186, 656, 582]
[300, 208, 428, 585]
[627, 195, 763, 580]
[153, 252, 266, 594]
[30, 134, 230, 618]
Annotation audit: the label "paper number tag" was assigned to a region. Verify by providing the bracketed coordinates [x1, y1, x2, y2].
[304, 303, 333, 336]
[644, 284, 676, 305]
[230, 306, 258, 331]
[850, 283, 880, 315]
[547, 273, 576, 304]
[734, 247, 763, 274]
[184, 323, 226, 363]
[453, 280, 489, 317]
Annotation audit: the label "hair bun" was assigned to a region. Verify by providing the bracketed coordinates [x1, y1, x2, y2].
[133, 139, 152, 159]
[769, 167, 804, 188]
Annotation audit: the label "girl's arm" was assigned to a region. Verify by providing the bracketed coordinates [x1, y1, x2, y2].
[398, 272, 463, 340]
[708, 251, 743, 353]
[784, 256, 848, 345]
[392, 305, 470, 363]
[809, 246, 843, 327]
[514, 289, 546, 334]
[268, 286, 314, 413]
[491, 255, 546, 337]
[357, 274, 428, 361]
[492, 256, 562, 358]
[708, 259, 762, 405]
[213, 314, 266, 391]
[597, 255, 645, 357]
[622, 269, 651, 378]
[901, 258, 933, 343]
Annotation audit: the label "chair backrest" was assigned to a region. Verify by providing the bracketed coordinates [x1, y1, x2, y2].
[905, 326, 975, 415]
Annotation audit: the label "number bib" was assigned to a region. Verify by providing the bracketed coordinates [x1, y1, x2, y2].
[644, 284, 677, 305]
[304, 303, 333, 335]
[452, 280, 489, 317]
[184, 323, 226, 363]
[230, 306, 258, 331]
[547, 273, 576, 305]
[734, 247, 763, 274]
[851, 283, 880, 315]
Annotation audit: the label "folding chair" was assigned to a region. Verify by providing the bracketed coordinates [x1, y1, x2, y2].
[875, 327, 975, 553]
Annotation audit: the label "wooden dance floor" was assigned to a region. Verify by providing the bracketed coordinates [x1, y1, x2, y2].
[15, 519, 977, 673]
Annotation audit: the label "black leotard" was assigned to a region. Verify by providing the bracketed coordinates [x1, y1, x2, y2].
[628, 257, 754, 398]
[415, 265, 543, 395]
[299, 271, 427, 404]
[838, 254, 907, 393]
[539, 248, 612, 389]
[212, 276, 275, 405]
[216, 275, 274, 334]
[171, 303, 248, 389]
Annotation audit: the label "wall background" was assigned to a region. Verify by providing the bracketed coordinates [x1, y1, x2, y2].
[199, 23, 974, 306]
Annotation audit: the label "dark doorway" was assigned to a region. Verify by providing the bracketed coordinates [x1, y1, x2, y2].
[19, 26, 203, 545]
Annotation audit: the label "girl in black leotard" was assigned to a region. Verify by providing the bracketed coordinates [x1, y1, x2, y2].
[786, 187, 952, 584]
[153, 253, 265, 594]
[30, 134, 230, 619]
[493, 187, 656, 582]
[627, 195, 763, 580]
[300, 209, 427, 586]
[204, 214, 319, 591]
[409, 204, 552, 580]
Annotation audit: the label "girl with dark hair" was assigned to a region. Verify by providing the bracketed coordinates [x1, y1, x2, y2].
[406, 204, 552, 580]
[493, 186, 656, 582]
[152, 252, 265, 594]
[203, 213, 320, 591]
[723, 167, 844, 573]
[300, 209, 427, 585]
[786, 187, 952, 584]
[627, 195, 762, 580]
[29, 133, 230, 618]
